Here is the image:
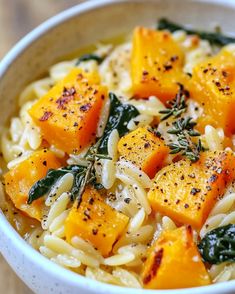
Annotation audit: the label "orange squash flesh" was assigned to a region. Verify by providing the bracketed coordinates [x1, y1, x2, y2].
[148, 151, 235, 229]
[131, 27, 188, 103]
[142, 226, 211, 289]
[65, 187, 129, 257]
[29, 68, 107, 154]
[190, 49, 235, 135]
[117, 126, 169, 178]
[4, 149, 61, 221]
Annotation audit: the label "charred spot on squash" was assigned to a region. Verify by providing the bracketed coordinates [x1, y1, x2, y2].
[143, 248, 164, 285]
[142, 226, 210, 289]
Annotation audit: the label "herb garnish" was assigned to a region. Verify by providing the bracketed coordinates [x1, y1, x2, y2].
[75, 54, 104, 66]
[167, 117, 200, 137]
[159, 84, 188, 120]
[167, 117, 205, 162]
[159, 86, 205, 162]
[198, 224, 235, 264]
[157, 18, 235, 46]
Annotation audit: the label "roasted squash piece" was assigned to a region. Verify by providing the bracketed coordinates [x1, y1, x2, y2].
[65, 187, 129, 257]
[148, 151, 235, 229]
[142, 226, 210, 289]
[190, 48, 235, 135]
[29, 68, 107, 154]
[117, 126, 169, 178]
[224, 136, 233, 149]
[4, 149, 61, 221]
[131, 27, 187, 102]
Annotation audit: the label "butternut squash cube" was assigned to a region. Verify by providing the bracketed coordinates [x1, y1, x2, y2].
[142, 226, 211, 289]
[148, 151, 235, 229]
[4, 149, 61, 221]
[190, 49, 235, 135]
[131, 27, 187, 102]
[29, 68, 107, 154]
[65, 187, 129, 257]
[117, 126, 169, 178]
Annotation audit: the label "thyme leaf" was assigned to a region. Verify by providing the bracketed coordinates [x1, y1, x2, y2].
[159, 84, 189, 121]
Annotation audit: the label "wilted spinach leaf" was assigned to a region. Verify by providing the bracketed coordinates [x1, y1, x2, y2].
[158, 18, 235, 46]
[97, 92, 139, 154]
[198, 224, 235, 264]
[75, 54, 103, 66]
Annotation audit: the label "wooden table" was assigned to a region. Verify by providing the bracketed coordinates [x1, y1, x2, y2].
[0, 1, 85, 293]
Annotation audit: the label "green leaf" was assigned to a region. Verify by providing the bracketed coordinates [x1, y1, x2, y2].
[198, 224, 235, 264]
[28, 165, 89, 205]
[75, 54, 103, 66]
[97, 92, 139, 154]
[157, 18, 235, 46]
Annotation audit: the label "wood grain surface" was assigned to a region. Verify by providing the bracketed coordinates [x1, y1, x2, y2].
[0, 1, 86, 293]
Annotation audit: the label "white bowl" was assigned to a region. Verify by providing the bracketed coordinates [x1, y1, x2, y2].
[1, 0, 235, 293]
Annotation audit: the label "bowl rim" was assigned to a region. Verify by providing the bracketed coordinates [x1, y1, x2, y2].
[1, 0, 235, 293]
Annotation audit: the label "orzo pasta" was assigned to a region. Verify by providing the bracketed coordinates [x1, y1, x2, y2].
[2, 19, 235, 289]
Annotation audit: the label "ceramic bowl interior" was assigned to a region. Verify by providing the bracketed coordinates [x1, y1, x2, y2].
[1, 0, 235, 293]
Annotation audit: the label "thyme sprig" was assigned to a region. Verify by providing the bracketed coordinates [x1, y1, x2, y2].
[167, 117, 205, 162]
[167, 117, 200, 137]
[159, 85, 205, 162]
[71, 144, 112, 206]
[85, 138, 111, 162]
[159, 84, 188, 121]
[74, 161, 95, 207]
